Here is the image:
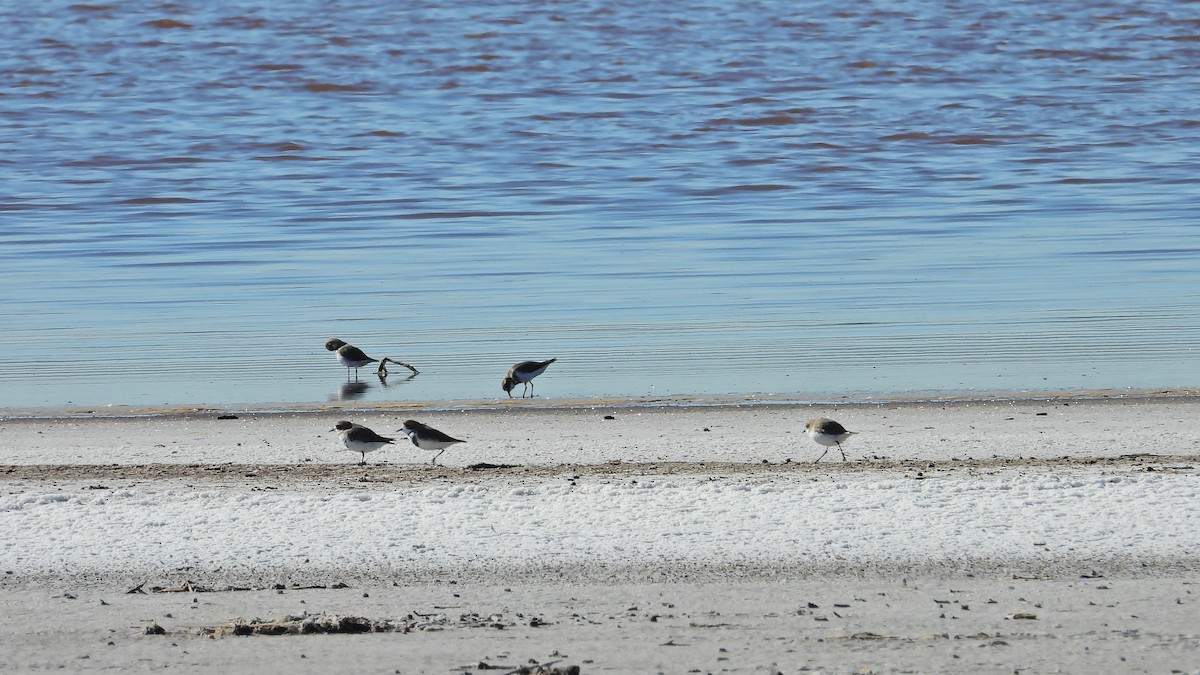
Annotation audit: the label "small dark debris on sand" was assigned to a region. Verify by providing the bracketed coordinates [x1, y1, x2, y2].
[201, 610, 533, 637]
[467, 662, 580, 675]
[211, 614, 390, 636]
[143, 580, 350, 594]
[468, 462, 519, 470]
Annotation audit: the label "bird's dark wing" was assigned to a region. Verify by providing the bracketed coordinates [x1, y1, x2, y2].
[423, 426, 464, 443]
[820, 419, 848, 435]
[340, 344, 376, 362]
[512, 358, 555, 375]
[509, 360, 538, 375]
[348, 425, 393, 444]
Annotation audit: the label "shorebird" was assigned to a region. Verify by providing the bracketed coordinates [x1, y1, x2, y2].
[804, 417, 856, 463]
[502, 358, 556, 398]
[333, 420, 394, 465]
[325, 338, 418, 379]
[400, 419, 465, 465]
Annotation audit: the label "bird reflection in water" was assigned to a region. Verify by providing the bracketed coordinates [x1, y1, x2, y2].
[330, 370, 416, 402]
[334, 381, 371, 401]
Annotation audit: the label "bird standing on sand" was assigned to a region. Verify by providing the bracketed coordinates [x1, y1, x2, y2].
[400, 420, 465, 465]
[502, 358, 556, 398]
[804, 417, 856, 463]
[325, 338, 419, 379]
[333, 420, 394, 465]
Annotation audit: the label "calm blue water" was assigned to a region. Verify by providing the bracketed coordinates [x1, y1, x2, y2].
[2, 0, 1199, 409]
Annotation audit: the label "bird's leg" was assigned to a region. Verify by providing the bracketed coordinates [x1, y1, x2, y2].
[814, 447, 829, 463]
[376, 359, 389, 377]
[430, 448, 445, 465]
[360, 452, 367, 465]
[838, 443, 847, 462]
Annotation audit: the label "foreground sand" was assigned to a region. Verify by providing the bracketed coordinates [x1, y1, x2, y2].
[2, 577, 1197, 674]
[1, 395, 1199, 673]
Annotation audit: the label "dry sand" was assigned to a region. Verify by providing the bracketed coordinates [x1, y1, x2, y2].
[1, 395, 1199, 673]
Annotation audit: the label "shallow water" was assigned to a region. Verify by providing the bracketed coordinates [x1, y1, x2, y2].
[2, 0, 1199, 409]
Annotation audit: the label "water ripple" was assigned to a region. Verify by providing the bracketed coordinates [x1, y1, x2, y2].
[1, 0, 1198, 408]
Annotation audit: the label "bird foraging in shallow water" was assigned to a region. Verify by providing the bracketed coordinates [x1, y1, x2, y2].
[804, 417, 856, 463]
[325, 338, 377, 378]
[325, 338, 418, 379]
[400, 420, 465, 465]
[333, 420, 394, 465]
[502, 358, 556, 398]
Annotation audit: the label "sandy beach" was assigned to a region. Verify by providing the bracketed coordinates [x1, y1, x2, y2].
[2, 395, 1199, 673]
